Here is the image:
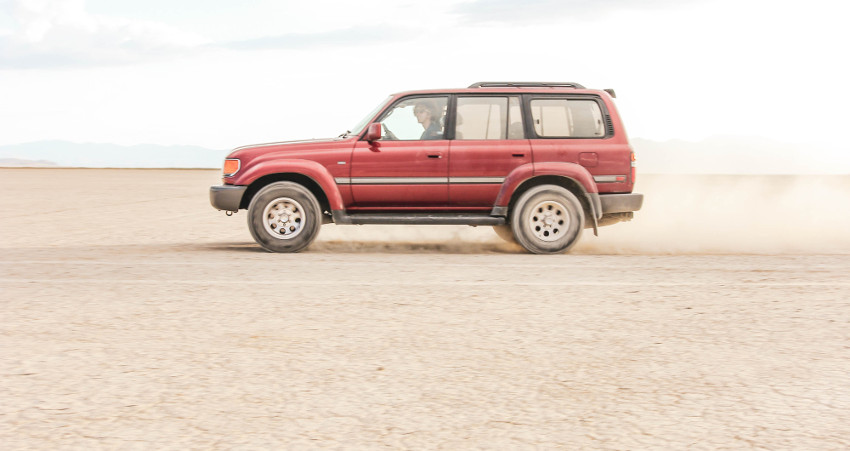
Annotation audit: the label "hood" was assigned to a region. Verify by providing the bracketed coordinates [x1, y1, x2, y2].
[227, 136, 356, 161]
[232, 137, 338, 152]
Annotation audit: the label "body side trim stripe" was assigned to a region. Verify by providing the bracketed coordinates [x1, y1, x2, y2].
[450, 177, 505, 184]
[334, 177, 505, 185]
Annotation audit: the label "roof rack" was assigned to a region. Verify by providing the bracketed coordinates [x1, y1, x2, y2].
[468, 81, 586, 89]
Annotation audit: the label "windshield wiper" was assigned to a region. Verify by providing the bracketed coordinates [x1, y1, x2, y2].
[337, 130, 353, 138]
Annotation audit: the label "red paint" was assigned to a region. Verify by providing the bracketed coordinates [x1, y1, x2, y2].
[219, 84, 638, 212]
[448, 139, 531, 207]
[350, 139, 449, 207]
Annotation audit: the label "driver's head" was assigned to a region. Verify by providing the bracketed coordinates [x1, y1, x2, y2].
[413, 100, 438, 124]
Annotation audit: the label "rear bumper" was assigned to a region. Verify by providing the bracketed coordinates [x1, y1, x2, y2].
[599, 193, 643, 214]
[210, 185, 247, 211]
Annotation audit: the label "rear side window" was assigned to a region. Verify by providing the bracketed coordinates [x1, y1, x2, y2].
[530, 98, 605, 138]
[455, 96, 524, 140]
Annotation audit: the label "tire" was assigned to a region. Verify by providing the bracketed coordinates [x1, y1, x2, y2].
[511, 184, 584, 254]
[247, 182, 322, 253]
[492, 225, 516, 243]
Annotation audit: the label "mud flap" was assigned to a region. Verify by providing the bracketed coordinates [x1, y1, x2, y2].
[586, 193, 600, 236]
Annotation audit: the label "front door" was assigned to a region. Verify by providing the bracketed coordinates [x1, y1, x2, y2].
[350, 96, 449, 208]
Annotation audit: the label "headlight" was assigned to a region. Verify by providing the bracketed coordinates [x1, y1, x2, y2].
[223, 159, 240, 177]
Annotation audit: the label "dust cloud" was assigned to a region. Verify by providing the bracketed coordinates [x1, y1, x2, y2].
[317, 175, 850, 255]
[1, 169, 846, 254]
[578, 174, 850, 254]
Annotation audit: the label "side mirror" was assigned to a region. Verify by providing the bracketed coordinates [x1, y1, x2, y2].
[364, 123, 382, 142]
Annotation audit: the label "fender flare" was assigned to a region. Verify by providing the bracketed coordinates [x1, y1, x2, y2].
[492, 162, 601, 234]
[231, 159, 345, 211]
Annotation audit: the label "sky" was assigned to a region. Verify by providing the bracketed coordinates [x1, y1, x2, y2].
[1, 0, 848, 152]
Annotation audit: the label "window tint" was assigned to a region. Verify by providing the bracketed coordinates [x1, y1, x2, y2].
[530, 98, 605, 138]
[379, 96, 448, 141]
[455, 96, 523, 140]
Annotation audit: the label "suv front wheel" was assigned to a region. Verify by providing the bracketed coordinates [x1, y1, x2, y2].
[247, 182, 322, 253]
[511, 185, 584, 254]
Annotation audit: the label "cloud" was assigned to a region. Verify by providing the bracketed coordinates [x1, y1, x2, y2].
[0, 0, 207, 69]
[0, 0, 414, 69]
[451, 0, 694, 24]
[219, 25, 409, 51]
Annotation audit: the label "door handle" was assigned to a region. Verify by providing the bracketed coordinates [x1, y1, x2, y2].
[512, 153, 525, 157]
[427, 154, 442, 159]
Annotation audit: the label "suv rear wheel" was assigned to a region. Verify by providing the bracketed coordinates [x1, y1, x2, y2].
[511, 185, 584, 254]
[247, 182, 322, 253]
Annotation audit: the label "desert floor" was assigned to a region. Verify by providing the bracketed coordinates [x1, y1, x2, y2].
[2, 169, 849, 449]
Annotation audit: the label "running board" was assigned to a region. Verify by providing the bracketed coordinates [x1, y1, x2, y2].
[332, 210, 505, 226]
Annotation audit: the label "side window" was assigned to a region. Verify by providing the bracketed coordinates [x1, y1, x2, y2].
[378, 96, 448, 141]
[456, 97, 507, 140]
[530, 98, 605, 138]
[455, 96, 525, 140]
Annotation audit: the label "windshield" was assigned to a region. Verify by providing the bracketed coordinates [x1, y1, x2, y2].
[348, 95, 393, 135]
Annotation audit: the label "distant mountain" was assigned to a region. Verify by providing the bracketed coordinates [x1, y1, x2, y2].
[0, 141, 228, 168]
[0, 158, 59, 167]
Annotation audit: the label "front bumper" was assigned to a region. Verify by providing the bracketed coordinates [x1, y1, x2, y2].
[599, 193, 644, 214]
[210, 185, 247, 211]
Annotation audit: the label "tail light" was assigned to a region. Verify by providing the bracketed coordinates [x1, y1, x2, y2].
[630, 151, 636, 184]
[223, 159, 240, 177]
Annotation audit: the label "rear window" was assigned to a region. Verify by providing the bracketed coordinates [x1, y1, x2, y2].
[530, 98, 605, 138]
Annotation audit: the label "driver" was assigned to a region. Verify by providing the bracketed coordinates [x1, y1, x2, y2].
[413, 100, 443, 140]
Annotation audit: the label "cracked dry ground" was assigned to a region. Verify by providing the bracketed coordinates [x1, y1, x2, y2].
[1, 169, 849, 449]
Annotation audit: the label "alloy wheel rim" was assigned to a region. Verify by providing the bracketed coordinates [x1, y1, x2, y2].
[528, 200, 569, 242]
[262, 197, 306, 240]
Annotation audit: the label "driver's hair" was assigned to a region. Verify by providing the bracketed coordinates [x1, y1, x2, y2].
[415, 100, 439, 119]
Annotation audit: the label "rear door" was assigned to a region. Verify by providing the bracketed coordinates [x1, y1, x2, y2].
[448, 95, 531, 208]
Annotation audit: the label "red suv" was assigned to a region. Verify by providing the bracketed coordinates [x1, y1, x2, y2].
[210, 82, 643, 254]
